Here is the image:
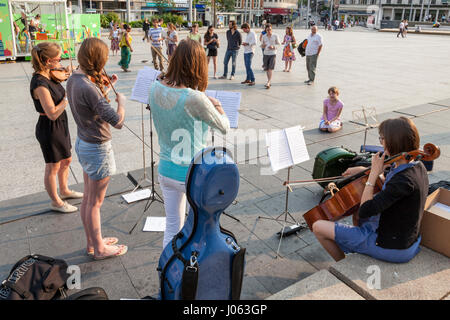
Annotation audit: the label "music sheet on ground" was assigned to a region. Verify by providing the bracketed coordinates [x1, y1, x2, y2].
[205, 90, 241, 128]
[266, 125, 310, 172]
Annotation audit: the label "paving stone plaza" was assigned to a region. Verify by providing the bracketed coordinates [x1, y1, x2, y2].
[0, 27, 449, 300]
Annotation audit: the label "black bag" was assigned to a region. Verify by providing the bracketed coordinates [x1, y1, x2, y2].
[0, 254, 69, 300]
[67, 287, 109, 300]
[297, 39, 307, 57]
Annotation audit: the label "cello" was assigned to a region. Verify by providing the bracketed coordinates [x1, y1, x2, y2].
[301, 143, 441, 230]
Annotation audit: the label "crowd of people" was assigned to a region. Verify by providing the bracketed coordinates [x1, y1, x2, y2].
[28, 21, 432, 266]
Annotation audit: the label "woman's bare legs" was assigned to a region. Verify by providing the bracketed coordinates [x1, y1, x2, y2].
[44, 162, 64, 207]
[312, 220, 345, 261]
[82, 175, 118, 257]
[213, 56, 217, 78]
[58, 157, 72, 196]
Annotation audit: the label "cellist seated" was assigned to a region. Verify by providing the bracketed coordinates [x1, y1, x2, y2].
[311, 117, 429, 263]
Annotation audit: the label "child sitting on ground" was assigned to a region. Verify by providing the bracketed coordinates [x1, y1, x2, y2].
[319, 87, 343, 133]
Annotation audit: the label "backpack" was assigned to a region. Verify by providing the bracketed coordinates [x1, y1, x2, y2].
[0, 254, 69, 300]
[66, 287, 109, 300]
[297, 39, 308, 57]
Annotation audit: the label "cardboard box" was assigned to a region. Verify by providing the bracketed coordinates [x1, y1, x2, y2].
[420, 188, 450, 258]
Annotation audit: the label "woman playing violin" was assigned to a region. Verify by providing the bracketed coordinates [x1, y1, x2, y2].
[67, 38, 127, 260]
[312, 117, 429, 263]
[30, 42, 82, 214]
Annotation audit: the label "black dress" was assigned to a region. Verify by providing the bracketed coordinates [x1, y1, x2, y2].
[30, 74, 71, 163]
[206, 33, 218, 57]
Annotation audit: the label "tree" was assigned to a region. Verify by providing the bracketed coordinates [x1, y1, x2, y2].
[216, 0, 235, 12]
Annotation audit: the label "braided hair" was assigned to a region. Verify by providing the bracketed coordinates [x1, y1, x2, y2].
[77, 38, 110, 102]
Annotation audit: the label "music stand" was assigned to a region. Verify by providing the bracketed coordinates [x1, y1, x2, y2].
[257, 126, 310, 258]
[128, 104, 164, 234]
[350, 106, 379, 152]
[130, 103, 153, 192]
[258, 166, 302, 258]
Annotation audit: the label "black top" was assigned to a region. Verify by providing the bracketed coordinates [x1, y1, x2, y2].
[143, 21, 151, 31]
[30, 74, 65, 113]
[205, 33, 219, 49]
[226, 29, 242, 50]
[359, 162, 429, 250]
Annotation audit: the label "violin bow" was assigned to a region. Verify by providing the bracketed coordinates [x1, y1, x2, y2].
[283, 176, 344, 187]
[150, 42, 170, 64]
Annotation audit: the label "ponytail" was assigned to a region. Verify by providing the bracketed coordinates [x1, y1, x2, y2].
[31, 42, 61, 74]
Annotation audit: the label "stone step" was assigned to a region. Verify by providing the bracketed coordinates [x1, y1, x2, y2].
[266, 269, 364, 300]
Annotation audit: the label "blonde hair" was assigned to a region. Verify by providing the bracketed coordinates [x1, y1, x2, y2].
[78, 38, 110, 102]
[31, 42, 61, 74]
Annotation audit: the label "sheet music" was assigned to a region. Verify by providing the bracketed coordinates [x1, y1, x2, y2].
[143, 217, 166, 232]
[130, 67, 161, 104]
[121, 189, 151, 203]
[265, 129, 292, 172]
[205, 90, 241, 128]
[284, 126, 310, 165]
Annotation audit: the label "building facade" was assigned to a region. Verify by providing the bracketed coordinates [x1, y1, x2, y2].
[234, 0, 265, 26]
[337, 0, 449, 26]
[262, 0, 298, 24]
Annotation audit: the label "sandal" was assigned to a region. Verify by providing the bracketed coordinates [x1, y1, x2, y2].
[87, 237, 119, 256]
[265, 83, 271, 89]
[92, 245, 128, 261]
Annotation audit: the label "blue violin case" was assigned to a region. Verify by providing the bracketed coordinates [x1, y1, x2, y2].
[157, 147, 246, 300]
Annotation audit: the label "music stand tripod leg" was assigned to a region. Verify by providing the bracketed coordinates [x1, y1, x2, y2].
[132, 103, 152, 192]
[128, 105, 164, 234]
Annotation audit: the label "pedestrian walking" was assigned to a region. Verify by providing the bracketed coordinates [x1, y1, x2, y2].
[304, 25, 323, 85]
[261, 23, 280, 89]
[397, 20, 405, 38]
[109, 23, 119, 56]
[166, 23, 178, 59]
[187, 23, 202, 43]
[219, 21, 242, 80]
[118, 24, 133, 72]
[282, 26, 296, 72]
[204, 25, 220, 78]
[142, 18, 150, 42]
[403, 20, 408, 37]
[259, 27, 267, 69]
[149, 18, 165, 71]
[241, 22, 256, 86]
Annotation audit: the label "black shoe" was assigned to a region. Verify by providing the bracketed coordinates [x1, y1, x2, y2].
[304, 80, 311, 84]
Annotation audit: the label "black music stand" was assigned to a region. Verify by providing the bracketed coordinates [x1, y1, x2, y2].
[128, 104, 164, 234]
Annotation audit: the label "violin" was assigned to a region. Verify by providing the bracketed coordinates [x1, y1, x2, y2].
[49, 66, 71, 82]
[301, 144, 441, 230]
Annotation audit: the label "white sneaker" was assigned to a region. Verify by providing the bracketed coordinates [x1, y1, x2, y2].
[229, 75, 235, 80]
[60, 190, 84, 200]
[50, 201, 78, 213]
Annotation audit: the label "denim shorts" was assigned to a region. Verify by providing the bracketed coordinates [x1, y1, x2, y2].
[75, 137, 116, 181]
[334, 216, 421, 263]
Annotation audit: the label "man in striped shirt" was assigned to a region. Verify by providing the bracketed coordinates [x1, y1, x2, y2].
[149, 18, 165, 71]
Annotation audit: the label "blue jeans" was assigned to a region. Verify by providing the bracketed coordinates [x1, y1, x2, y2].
[223, 49, 238, 77]
[244, 53, 255, 82]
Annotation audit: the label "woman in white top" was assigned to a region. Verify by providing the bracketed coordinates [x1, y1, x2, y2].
[166, 23, 178, 59]
[109, 24, 120, 56]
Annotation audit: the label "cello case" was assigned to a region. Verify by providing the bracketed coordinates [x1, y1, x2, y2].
[157, 147, 246, 300]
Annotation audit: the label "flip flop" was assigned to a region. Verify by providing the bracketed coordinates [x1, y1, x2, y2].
[87, 237, 119, 256]
[93, 245, 128, 261]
